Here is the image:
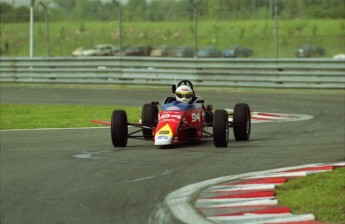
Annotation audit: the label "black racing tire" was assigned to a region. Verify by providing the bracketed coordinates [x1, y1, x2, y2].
[233, 103, 251, 141]
[142, 103, 159, 139]
[213, 109, 229, 147]
[111, 110, 128, 147]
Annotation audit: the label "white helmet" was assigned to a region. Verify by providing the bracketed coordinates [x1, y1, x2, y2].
[175, 85, 194, 103]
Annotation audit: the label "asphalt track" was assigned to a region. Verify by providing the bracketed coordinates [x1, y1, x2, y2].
[1, 85, 344, 224]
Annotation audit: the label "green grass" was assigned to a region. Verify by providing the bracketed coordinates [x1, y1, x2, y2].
[276, 168, 345, 224]
[1, 19, 344, 57]
[0, 104, 141, 130]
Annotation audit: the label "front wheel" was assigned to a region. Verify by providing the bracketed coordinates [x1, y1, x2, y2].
[213, 109, 229, 147]
[142, 103, 158, 139]
[233, 103, 251, 141]
[111, 110, 128, 147]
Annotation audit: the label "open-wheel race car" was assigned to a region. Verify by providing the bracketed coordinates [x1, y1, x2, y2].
[111, 80, 251, 148]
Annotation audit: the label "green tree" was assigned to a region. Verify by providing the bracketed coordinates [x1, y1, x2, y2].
[124, 0, 147, 21]
[2, 0, 345, 22]
[0, 3, 14, 22]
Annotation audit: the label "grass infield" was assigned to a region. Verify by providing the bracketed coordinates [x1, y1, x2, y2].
[0, 104, 141, 130]
[276, 167, 345, 224]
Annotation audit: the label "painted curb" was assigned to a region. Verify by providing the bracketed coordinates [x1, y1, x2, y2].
[156, 162, 345, 224]
[197, 162, 345, 224]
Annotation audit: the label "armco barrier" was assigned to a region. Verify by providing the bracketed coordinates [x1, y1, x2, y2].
[0, 57, 344, 89]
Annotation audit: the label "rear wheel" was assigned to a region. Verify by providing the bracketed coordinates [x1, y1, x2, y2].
[213, 109, 229, 147]
[142, 103, 158, 139]
[233, 103, 251, 141]
[111, 110, 128, 147]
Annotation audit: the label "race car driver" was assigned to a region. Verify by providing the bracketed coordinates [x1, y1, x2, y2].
[174, 84, 213, 123]
[175, 85, 194, 103]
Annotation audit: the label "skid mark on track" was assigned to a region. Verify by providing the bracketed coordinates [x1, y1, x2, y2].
[73, 151, 173, 185]
[119, 170, 173, 184]
[74, 150, 108, 160]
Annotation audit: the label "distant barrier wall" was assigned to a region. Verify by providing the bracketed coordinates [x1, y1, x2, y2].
[0, 57, 344, 89]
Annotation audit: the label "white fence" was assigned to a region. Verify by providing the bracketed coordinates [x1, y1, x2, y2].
[0, 57, 344, 89]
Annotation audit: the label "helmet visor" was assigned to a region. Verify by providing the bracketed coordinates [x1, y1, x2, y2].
[176, 93, 193, 99]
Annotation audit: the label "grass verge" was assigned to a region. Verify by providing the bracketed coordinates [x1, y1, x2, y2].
[1, 19, 344, 57]
[276, 167, 345, 224]
[0, 104, 141, 130]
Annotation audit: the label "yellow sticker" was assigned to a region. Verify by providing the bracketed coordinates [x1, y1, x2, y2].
[157, 124, 173, 136]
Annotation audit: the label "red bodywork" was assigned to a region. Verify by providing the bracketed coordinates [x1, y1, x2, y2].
[153, 101, 206, 145]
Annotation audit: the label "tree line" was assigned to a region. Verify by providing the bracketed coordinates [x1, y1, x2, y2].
[1, 0, 344, 23]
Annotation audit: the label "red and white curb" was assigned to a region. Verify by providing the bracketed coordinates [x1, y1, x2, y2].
[250, 112, 313, 123]
[198, 163, 345, 224]
[157, 162, 344, 224]
[225, 110, 314, 124]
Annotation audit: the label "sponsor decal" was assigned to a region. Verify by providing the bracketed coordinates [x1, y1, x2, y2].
[159, 114, 182, 120]
[159, 130, 170, 135]
[160, 114, 170, 119]
[156, 124, 173, 137]
[171, 114, 181, 119]
[162, 119, 180, 123]
[167, 106, 180, 111]
[155, 124, 174, 145]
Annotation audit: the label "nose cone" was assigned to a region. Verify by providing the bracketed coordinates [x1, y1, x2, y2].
[154, 124, 173, 145]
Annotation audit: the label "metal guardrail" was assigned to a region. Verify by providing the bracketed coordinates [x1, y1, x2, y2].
[0, 57, 344, 89]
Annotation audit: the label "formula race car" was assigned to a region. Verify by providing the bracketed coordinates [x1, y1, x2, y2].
[111, 80, 251, 148]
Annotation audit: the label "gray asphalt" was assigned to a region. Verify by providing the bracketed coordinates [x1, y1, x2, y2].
[1, 85, 344, 224]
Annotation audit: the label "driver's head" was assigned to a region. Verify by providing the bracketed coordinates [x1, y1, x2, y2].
[175, 85, 193, 103]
